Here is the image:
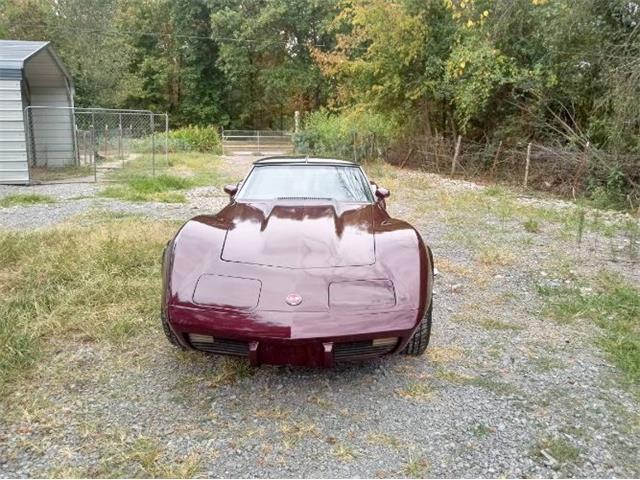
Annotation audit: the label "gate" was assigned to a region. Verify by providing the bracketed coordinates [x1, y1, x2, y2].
[221, 130, 293, 156]
[24, 106, 168, 183]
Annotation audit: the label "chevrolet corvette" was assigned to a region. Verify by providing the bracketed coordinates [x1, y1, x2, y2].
[161, 156, 434, 367]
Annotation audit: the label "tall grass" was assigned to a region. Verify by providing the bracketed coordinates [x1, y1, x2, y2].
[0, 218, 176, 392]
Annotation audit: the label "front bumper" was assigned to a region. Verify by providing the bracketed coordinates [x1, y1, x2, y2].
[167, 305, 421, 367]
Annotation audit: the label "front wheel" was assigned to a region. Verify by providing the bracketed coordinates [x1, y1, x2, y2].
[402, 302, 432, 356]
[161, 310, 185, 349]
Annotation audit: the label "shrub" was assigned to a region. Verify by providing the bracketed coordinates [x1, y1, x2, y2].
[167, 126, 222, 154]
[293, 110, 398, 162]
[130, 126, 222, 154]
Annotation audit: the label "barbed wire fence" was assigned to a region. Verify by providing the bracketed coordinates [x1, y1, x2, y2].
[25, 106, 168, 184]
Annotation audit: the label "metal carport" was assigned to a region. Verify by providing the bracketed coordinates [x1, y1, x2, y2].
[0, 40, 75, 184]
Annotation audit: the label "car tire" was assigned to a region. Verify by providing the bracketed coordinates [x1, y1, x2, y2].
[402, 302, 432, 356]
[161, 311, 184, 349]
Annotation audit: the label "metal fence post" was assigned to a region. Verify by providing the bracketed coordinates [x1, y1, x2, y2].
[119, 113, 123, 167]
[257, 130, 260, 155]
[104, 124, 109, 159]
[91, 112, 97, 182]
[165, 113, 169, 167]
[151, 113, 156, 176]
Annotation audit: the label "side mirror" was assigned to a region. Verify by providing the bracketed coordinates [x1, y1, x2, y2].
[223, 184, 238, 196]
[375, 187, 390, 199]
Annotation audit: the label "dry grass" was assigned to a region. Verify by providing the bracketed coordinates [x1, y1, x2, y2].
[426, 346, 465, 363]
[396, 382, 434, 400]
[0, 217, 178, 392]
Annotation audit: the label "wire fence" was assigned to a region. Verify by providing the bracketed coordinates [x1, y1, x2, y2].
[24, 106, 168, 184]
[385, 136, 639, 204]
[299, 131, 640, 207]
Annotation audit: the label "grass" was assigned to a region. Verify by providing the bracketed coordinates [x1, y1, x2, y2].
[0, 193, 55, 208]
[402, 455, 429, 477]
[0, 217, 177, 391]
[523, 218, 541, 233]
[29, 165, 93, 182]
[538, 271, 640, 382]
[397, 382, 434, 400]
[479, 317, 524, 331]
[535, 436, 581, 466]
[100, 152, 225, 203]
[101, 174, 193, 203]
[51, 434, 203, 477]
[332, 443, 356, 462]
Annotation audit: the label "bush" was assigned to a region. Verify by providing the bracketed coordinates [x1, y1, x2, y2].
[167, 126, 222, 154]
[293, 110, 398, 162]
[130, 126, 222, 154]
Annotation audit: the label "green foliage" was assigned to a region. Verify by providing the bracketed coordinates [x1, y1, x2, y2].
[167, 126, 222, 154]
[294, 109, 398, 161]
[539, 272, 640, 382]
[586, 165, 630, 210]
[101, 174, 193, 203]
[0, 194, 55, 208]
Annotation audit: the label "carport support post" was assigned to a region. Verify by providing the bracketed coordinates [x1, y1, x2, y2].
[151, 114, 156, 177]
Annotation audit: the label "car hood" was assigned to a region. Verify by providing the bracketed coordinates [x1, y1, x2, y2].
[220, 201, 375, 269]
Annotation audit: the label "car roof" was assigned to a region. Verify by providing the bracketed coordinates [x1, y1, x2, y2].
[253, 156, 357, 166]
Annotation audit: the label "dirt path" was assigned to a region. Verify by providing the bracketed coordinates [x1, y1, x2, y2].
[0, 155, 638, 478]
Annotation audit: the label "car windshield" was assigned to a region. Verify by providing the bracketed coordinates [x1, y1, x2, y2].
[236, 164, 374, 202]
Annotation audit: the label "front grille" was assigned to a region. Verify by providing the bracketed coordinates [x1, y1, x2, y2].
[334, 340, 397, 361]
[188, 334, 249, 356]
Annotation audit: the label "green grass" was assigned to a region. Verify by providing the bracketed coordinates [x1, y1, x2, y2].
[101, 174, 193, 203]
[0, 218, 177, 391]
[523, 218, 541, 233]
[100, 152, 225, 203]
[535, 436, 581, 465]
[538, 272, 640, 381]
[0, 194, 55, 208]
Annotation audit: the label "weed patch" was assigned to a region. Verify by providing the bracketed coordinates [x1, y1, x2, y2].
[538, 272, 640, 381]
[0, 194, 55, 208]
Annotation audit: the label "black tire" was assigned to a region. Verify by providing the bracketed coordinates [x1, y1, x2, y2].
[402, 302, 432, 356]
[161, 310, 185, 349]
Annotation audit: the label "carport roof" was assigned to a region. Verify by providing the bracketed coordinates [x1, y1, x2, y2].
[0, 40, 73, 86]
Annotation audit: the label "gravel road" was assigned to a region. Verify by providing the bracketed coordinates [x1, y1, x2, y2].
[0, 155, 638, 478]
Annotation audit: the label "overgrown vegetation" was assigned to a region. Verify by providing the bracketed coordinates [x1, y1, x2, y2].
[0, 194, 55, 208]
[100, 152, 223, 202]
[0, 218, 177, 391]
[167, 126, 222, 154]
[538, 272, 640, 382]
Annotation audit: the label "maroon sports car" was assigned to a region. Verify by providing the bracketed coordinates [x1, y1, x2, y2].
[161, 156, 434, 367]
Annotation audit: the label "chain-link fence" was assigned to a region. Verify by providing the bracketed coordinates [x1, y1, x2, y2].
[24, 106, 168, 183]
[221, 129, 293, 156]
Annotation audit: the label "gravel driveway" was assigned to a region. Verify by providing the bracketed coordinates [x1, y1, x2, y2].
[0, 155, 638, 478]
